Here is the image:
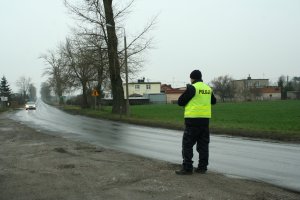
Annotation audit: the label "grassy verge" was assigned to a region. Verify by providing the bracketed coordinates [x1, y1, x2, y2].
[0, 108, 9, 113]
[61, 100, 300, 142]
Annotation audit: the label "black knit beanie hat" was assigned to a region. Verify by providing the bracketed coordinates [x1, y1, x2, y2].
[190, 70, 202, 80]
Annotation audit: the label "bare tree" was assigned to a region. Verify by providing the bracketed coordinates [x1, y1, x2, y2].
[291, 77, 300, 91]
[40, 48, 72, 105]
[28, 84, 37, 101]
[211, 75, 235, 102]
[16, 76, 32, 103]
[41, 28, 110, 107]
[40, 82, 52, 103]
[278, 75, 287, 99]
[64, 37, 98, 108]
[74, 29, 110, 102]
[64, 0, 156, 114]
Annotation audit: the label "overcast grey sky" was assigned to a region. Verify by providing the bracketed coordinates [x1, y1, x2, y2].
[1, 0, 299, 93]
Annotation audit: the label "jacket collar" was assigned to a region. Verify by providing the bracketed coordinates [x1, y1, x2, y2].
[191, 79, 203, 84]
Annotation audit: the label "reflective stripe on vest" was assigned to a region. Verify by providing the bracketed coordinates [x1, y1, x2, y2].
[184, 82, 212, 118]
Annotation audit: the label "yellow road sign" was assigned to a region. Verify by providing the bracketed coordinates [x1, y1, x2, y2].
[92, 89, 99, 96]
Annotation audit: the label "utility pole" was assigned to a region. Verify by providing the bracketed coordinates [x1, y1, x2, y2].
[124, 30, 130, 116]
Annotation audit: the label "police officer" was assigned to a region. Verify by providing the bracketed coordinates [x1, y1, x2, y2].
[176, 70, 217, 175]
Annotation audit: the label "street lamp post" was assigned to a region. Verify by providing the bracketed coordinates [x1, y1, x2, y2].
[106, 23, 130, 116]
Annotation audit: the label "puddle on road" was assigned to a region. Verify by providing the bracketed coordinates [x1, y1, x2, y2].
[224, 174, 247, 180]
[22, 142, 45, 146]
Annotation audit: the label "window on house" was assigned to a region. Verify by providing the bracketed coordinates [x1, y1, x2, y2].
[135, 85, 140, 90]
[146, 84, 151, 89]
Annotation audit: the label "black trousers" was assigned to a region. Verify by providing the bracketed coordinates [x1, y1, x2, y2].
[181, 125, 210, 170]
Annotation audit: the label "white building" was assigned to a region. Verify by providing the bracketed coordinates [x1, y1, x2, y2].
[123, 79, 161, 98]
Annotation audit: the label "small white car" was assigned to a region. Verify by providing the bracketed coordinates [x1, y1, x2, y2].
[25, 101, 36, 110]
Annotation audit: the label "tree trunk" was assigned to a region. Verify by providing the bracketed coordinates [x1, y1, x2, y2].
[82, 80, 89, 108]
[57, 82, 64, 105]
[97, 68, 103, 104]
[97, 48, 104, 103]
[58, 93, 64, 105]
[103, 0, 125, 114]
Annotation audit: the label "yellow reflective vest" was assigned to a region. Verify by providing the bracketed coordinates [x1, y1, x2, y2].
[184, 82, 212, 118]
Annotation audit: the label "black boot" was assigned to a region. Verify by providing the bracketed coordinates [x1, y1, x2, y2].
[195, 167, 207, 174]
[175, 168, 193, 175]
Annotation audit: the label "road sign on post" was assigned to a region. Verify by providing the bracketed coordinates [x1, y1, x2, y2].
[91, 89, 100, 110]
[92, 90, 99, 97]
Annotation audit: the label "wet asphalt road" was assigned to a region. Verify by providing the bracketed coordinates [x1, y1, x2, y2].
[8, 100, 300, 192]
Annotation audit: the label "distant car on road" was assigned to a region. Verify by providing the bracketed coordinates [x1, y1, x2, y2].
[25, 101, 36, 110]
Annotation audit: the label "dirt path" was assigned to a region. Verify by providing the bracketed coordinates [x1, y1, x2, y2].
[0, 113, 299, 200]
